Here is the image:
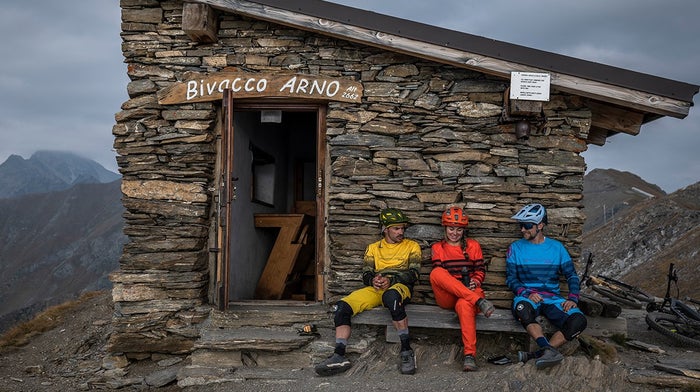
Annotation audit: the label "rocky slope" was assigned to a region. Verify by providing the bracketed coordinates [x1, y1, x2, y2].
[582, 168, 666, 232]
[1, 291, 700, 391]
[0, 181, 126, 333]
[582, 181, 700, 299]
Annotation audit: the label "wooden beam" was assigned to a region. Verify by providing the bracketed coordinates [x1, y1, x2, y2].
[192, 0, 692, 119]
[586, 127, 611, 146]
[587, 99, 644, 136]
[183, 3, 219, 43]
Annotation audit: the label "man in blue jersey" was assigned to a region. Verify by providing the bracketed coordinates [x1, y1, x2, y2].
[505, 203, 587, 369]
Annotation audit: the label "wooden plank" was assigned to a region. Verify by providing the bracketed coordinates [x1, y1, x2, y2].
[353, 306, 537, 334]
[352, 304, 627, 342]
[256, 242, 303, 299]
[255, 214, 304, 232]
[654, 363, 700, 380]
[658, 359, 700, 371]
[626, 340, 665, 354]
[628, 371, 700, 389]
[254, 214, 308, 299]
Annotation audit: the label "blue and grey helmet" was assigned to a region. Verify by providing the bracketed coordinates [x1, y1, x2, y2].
[511, 203, 548, 224]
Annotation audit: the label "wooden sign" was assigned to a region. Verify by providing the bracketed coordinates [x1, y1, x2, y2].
[158, 71, 363, 104]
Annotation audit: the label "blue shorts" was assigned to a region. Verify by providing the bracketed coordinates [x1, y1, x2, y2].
[512, 295, 583, 329]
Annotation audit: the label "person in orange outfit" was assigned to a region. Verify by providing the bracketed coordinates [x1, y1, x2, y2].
[430, 207, 494, 371]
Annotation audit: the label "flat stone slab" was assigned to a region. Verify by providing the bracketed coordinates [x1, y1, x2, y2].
[195, 327, 315, 351]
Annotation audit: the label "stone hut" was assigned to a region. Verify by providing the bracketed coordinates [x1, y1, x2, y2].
[110, 0, 698, 355]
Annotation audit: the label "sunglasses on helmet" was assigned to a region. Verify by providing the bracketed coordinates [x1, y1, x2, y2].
[519, 222, 536, 230]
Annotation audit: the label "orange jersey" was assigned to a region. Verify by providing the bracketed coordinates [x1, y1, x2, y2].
[431, 239, 485, 284]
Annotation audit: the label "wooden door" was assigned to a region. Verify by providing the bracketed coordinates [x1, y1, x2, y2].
[213, 89, 235, 310]
[218, 99, 327, 303]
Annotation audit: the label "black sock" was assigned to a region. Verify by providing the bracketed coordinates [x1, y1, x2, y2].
[334, 343, 346, 356]
[400, 335, 411, 352]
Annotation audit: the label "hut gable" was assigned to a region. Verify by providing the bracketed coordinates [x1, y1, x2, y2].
[111, 0, 698, 355]
[192, 0, 697, 143]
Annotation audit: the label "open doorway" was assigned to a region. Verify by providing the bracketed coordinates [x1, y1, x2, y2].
[221, 101, 325, 304]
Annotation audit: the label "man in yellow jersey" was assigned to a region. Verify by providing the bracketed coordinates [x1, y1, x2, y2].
[315, 208, 422, 376]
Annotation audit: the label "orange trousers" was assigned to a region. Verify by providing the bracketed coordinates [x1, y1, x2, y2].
[429, 267, 485, 355]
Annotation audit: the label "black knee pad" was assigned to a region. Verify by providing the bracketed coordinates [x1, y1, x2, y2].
[562, 313, 587, 340]
[514, 301, 537, 328]
[382, 289, 407, 321]
[333, 301, 353, 327]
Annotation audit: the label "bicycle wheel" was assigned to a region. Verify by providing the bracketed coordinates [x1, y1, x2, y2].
[595, 275, 655, 303]
[590, 285, 643, 309]
[645, 311, 700, 348]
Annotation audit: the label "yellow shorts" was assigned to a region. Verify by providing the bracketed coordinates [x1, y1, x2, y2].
[342, 283, 411, 315]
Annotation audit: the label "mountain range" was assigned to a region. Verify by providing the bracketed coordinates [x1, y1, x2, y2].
[582, 168, 667, 231]
[0, 151, 120, 199]
[0, 152, 698, 333]
[0, 152, 125, 332]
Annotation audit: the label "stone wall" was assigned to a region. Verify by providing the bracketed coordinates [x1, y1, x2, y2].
[111, 0, 590, 354]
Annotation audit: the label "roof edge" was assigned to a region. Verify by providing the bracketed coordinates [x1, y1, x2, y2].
[243, 0, 699, 104]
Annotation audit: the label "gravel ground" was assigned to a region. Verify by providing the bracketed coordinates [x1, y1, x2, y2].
[1, 291, 699, 392]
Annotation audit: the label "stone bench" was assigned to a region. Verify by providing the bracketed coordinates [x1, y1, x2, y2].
[351, 304, 627, 343]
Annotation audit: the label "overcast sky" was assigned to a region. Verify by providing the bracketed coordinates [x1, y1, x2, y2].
[1, 1, 698, 192]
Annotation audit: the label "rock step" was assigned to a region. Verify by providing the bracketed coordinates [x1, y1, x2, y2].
[195, 326, 316, 351]
[209, 302, 331, 328]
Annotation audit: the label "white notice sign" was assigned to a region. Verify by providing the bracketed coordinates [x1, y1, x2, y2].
[510, 72, 550, 101]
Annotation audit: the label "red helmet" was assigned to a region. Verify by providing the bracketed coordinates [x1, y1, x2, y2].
[442, 207, 468, 227]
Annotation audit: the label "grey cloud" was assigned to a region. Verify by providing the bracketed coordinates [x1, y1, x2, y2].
[0, 0, 697, 190]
